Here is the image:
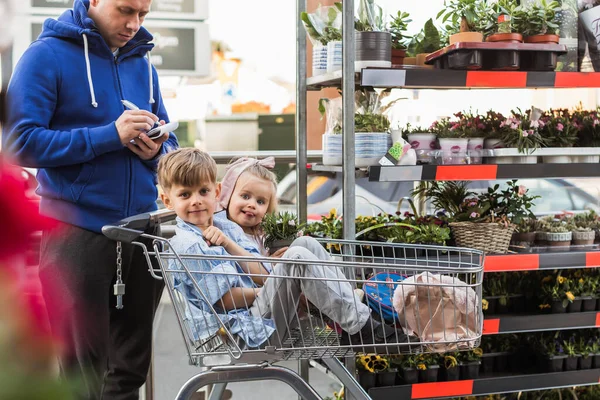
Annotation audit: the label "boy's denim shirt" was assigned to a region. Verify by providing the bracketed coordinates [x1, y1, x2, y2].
[168, 211, 275, 348]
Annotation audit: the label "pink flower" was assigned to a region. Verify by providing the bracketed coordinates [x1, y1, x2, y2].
[468, 201, 477, 207]
[510, 123, 518, 130]
[518, 185, 527, 197]
[522, 130, 529, 137]
[477, 123, 486, 130]
[531, 120, 539, 129]
[538, 119, 546, 128]
[500, 120, 506, 128]
[594, 119, 599, 126]
[557, 123, 564, 132]
[470, 212, 479, 218]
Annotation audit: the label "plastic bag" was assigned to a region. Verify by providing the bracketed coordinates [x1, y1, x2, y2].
[301, 4, 342, 46]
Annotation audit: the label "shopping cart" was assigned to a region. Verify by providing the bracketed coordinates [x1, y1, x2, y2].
[103, 209, 485, 400]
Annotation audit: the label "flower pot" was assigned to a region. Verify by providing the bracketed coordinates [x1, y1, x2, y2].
[524, 34, 560, 44]
[481, 353, 496, 373]
[572, 230, 595, 246]
[442, 366, 460, 381]
[495, 352, 510, 372]
[268, 239, 294, 255]
[408, 133, 437, 164]
[322, 133, 391, 168]
[312, 45, 328, 76]
[545, 355, 567, 372]
[564, 355, 580, 371]
[543, 155, 573, 164]
[546, 231, 572, 248]
[579, 355, 593, 370]
[358, 370, 376, 390]
[486, 33, 524, 43]
[326, 41, 342, 73]
[416, 53, 434, 68]
[438, 138, 469, 165]
[510, 294, 526, 313]
[483, 296, 497, 315]
[403, 57, 416, 65]
[401, 367, 418, 384]
[418, 365, 439, 383]
[450, 31, 484, 45]
[536, 231, 548, 246]
[582, 296, 596, 312]
[567, 297, 583, 313]
[511, 232, 536, 246]
[391, 48, 407, 66]
[577, 155, 600, 163]
[592, 353, 600, 368]
[551, 299, 567, 314]
[515, 155, 538, 164]
[376, 369, 397, 387]
[356, 31, 392, 71]
[468, 137, 485, 164]
[459, 361, 480, 380]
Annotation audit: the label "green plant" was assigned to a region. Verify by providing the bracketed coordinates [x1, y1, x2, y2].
[540, 109, 578, 147]
[261, 212, 303, 249]
[400, 354, 419, 369]
[407, 18, 442, 56]
[437, 0, 487, 35]
[459, 347, 483, 363]
[411, 181, 475, 217]
[301, 4, 342, 46]
[499, 112, 547, 154]
[355, 0, 385, 31]
[514, 0, 561, 37]
[493, 180, 540, 225]
[573, 210, 600, 229]
[388, 11, 412, 50]
[479, 0, 520, 37]
[562, 337, 577, 356]
[516, 217, 537, 233]
[443, 354, 459, 369]
[414, 224, 451, 245]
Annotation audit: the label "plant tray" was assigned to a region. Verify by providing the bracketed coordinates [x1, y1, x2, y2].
[425, 42, 568, 71]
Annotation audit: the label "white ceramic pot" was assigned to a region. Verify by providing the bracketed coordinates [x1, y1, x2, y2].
[468, 137, 485, 164]
[515, 155, 538, 164]
[489, 156, 514, 164]
[322, 132, 391, 167]
[543, 155, 572, 164]
[572, 230, 595, 242]
[312, 45, 328, 76]
[408, 133, 437, 164]
[576, 155, 599, 163]
[326, 41, 342, 73]
[438, 138, 469, 165]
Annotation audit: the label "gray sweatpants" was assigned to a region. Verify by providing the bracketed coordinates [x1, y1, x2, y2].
[248, 236, 370, 346]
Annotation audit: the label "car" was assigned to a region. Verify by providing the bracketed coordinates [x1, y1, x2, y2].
[276, 169, 600, 220]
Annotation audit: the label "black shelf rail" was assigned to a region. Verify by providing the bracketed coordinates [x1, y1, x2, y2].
[483, 312, 600, 335]
[368, 369, 600, 400]
[485, 251, 600, 272]
[368, 164, 600, 182]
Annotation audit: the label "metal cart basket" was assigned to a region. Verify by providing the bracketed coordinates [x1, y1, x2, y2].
[103, 210, 484, 400]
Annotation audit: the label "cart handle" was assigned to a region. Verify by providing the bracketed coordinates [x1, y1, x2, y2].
[102, 225, 145, 243]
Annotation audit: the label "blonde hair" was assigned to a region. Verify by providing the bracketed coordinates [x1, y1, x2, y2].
[237, 163, 278, 214]
[157, 148, 217, 191]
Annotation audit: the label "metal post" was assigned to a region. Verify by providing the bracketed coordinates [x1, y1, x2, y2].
[295, 0, 308, 225]
[342, 0, 356, 242]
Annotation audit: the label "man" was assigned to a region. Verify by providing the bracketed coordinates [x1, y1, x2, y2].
[3, 0, 179, 397]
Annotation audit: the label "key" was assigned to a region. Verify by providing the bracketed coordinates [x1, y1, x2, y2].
[114, 283, 126, 309]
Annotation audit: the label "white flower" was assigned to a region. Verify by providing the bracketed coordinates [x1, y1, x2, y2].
[531, 120, 539, 129]
[276, 219, 283, 224]
[288, 220, 296, 226]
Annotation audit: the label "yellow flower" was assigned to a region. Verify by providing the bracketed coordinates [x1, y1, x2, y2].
[473, 347, 484, 357]
[539, 304, 550, 309]
[558, 276, 566, 284]
[417, 363, 427, 370]
[329, 208, 337, 218]
[542, 276, 552, 283]
[482, 299, 489, 311]
[579, 278, 584, 284]
[566, 291, 575, 301]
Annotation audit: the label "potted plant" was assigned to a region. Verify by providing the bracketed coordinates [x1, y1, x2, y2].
[261, 212, 302, 255]
[437, 0, 486, 44]
[407, 18, 443, 66]
[543, 222, 572, 248]
[416, 354, 440, 383]
[449, 111, 487, 164]
[514, 0, 561, 44]
[388, 10, 412, 65]
[441, 353, 460, 381]
[482, 0, 524, 43]
[356, 354, 388, 390]
[493, 180, 540, 243]
[399, 354, 419, 384]
[512, 218, 537, 247]
[403, 124, 437, 164]
[458, 347, 482, 379]
[375, 356, 398, 387]
[540, 273, 575, 313]
[355, 0, 392, 71]
[496, 111, 547, 164]
[577, 337, 594, 370]
[591, 337, 600, 368]
[301, 5, 343, 76]
[572, 226, 595, 246]
[539, 335, 567, 372]
[430, 117, 470, 165]
[540, 109, 579, 163]
[562, 337, 581, 371]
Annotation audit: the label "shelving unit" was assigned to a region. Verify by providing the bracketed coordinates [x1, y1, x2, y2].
[483, 312, 600, 335]
[485, 250, 600, 272]
[368, 369, 600, 400]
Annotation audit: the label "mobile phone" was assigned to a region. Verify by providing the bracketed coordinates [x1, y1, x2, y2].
[146, 121, 179, 140]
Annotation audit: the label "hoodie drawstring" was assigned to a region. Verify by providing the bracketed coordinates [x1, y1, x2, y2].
[147, 52, 155, 104]
[82, 34, 98, 108]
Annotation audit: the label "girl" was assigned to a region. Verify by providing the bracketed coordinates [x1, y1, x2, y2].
[217, 156, 285, 256]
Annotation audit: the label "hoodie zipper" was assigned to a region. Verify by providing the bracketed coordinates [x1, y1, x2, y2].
[114, 55, 133, 216]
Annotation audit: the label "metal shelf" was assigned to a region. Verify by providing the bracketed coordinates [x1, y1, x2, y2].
[306, 68, 600, 90]
[483, 312, 600, 335]
[369, 369, 600, 400]
[485, 250, 600, 272]
[368, 163, 600, 182]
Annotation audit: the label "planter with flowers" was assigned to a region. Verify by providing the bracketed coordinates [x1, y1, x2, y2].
[577, 337, 594, 370]
[512, 217, 537, 247]
[573, 108, 600, 160]
[496, 110, 546, 164]
[457, 111, 487, 164]
[403, 124, 437, 164]
[399, 354, 419, 384]
[458, 348, 482, 380]
[563, 337, 580, 371]
[540, 273, 575, 314]
[261, 212, 303, 255]
[441, 354, 460, 381]
[430, 118, 470, 165]
[416, 354, 440, 383]
[540, 109, 579, 163]
[356, 354, 390, 390]
[539, 335, 567, 372]
[482, 109, 507, 150]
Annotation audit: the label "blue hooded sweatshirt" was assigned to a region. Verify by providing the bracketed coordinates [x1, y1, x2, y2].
[4, 0, 179, 233]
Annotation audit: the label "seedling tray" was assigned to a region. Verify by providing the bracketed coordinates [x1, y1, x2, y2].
[425, 42, 568, 71]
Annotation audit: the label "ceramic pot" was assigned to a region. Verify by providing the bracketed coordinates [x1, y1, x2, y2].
[438, 138, 469, 165]
[511, 231, 536, 246]
[408, 133, 437, 163]
[312, 45, 328, 76]
[524, 34, 560, 44]
[572, 230, 595, 246]
[356, 31, 392, 71]
[450, 31, 484, 45]
[546, 231, 572, 248]
[543, 155, 573, 164]
[391, 48, 407, 66]
[403, 57, 417, 65]
[486, 33, 523, 43]
[468, 137, 485, 164]
[416, 53, 434, 68]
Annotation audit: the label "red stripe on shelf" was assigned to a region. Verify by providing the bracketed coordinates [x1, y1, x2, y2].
[466, 71, 527, 87]
[483, 319, 500, 335]
[585, 252, 600, 268]
[435, 165, 498, 181]
[596, 313, 600, 327]
[411, 380, 474, 399]
[485, 254, 540, 272]
[555, 73, 600, 88]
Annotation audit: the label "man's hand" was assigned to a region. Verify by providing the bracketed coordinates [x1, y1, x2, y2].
[203, 226, 231, 248]
[127, 129, 169, 160]
[116, 109, 158, 145]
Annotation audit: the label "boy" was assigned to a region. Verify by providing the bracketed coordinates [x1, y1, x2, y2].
[157, 148, 412, 350]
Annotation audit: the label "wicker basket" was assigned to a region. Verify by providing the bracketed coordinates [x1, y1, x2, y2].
[449, 222, 516, 254]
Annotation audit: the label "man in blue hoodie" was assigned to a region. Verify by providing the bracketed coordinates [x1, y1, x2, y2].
[3, 0, 179, 397]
